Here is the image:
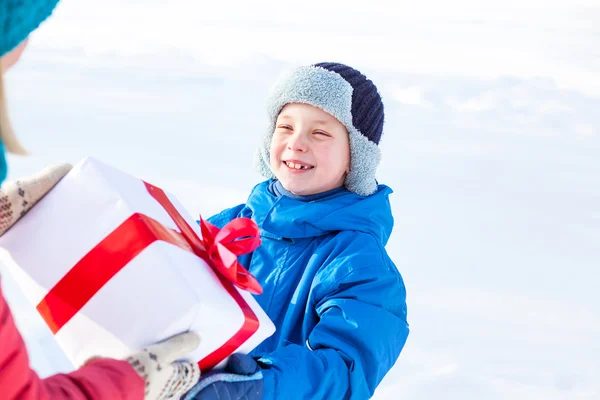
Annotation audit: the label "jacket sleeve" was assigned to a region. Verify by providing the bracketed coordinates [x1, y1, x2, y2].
[255, 253, 409, 400]
[0, 280, 144, 400]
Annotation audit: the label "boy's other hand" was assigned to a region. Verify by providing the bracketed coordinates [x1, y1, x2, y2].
[183, 353, 264, 400]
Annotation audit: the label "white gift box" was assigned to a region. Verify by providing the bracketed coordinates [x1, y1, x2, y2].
[0, 157, 275, 370]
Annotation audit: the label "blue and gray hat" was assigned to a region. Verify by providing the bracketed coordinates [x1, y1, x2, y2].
[0, 0, 60, 58]
[255, 62, 385, 197]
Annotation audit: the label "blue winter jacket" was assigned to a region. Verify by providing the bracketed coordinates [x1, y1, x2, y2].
[207, 180, 409, 400]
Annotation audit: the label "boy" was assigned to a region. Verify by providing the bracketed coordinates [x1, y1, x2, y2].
[186, 62, 409, 400]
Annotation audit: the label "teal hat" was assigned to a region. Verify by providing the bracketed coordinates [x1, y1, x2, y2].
[0, 0, 60, 58]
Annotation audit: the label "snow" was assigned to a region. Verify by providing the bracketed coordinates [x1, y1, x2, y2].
[1, 0, 599, 398]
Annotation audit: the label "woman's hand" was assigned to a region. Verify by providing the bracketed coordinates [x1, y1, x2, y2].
[125, 332, 202, 400]
[0, 162, 71, 236]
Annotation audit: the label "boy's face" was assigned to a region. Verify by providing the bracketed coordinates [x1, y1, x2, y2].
[270, 103, 350, 196]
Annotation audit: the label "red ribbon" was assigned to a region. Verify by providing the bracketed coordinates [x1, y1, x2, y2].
[36, 181, 262, 371]
[199, 217, 263, 295]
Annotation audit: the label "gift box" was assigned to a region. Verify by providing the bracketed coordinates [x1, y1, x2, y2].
[0, 157, 275, 370]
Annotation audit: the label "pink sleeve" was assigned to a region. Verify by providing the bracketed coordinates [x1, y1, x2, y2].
[0, 280, 144, 400]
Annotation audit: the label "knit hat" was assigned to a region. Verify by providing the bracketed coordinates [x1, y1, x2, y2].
[254, 62, 385, 196]
[0, 0, 60, 58]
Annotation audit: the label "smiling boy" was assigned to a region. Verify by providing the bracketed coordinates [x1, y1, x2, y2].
[186, 62, 409, 400]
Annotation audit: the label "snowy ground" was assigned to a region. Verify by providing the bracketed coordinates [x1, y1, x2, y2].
[1, 1, 599, 398]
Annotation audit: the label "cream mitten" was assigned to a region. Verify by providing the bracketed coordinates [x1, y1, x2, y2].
[0, 163, 72, 236]
[126, 332, 202, 400]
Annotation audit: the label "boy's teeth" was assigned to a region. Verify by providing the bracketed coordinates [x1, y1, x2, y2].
[286, 161, 307, 169]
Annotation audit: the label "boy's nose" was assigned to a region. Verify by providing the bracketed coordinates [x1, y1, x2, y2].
[287, 131, 308, 152]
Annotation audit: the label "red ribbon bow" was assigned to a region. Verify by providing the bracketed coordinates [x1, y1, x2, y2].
[199, 217, 263, 295]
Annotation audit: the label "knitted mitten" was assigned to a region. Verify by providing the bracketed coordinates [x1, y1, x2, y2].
[126, 332, 202, 400]
[0, 163, 72, 236]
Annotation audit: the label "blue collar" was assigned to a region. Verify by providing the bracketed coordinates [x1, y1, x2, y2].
[247, 180, 395, 244]
[267, 179, 347, 202]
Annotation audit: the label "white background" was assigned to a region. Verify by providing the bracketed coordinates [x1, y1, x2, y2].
[1, 1, 599, 398]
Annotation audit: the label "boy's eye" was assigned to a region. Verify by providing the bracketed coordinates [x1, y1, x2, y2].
[277, 125, 293, 131]
[314, 131, 331, 137]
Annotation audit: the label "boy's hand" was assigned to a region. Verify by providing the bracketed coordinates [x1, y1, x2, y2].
[126, 332, 202, 400]
[183, 353, 264, 400]
[0, 163, 72, 236]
